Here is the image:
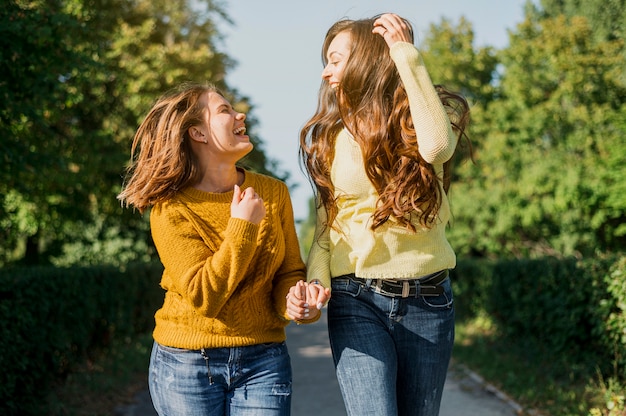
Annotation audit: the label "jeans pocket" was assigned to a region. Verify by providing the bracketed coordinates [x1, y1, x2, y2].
[154, 343, 201, 367]
[331, 277, 362, 297]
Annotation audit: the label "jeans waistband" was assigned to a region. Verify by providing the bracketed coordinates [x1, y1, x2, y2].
[338, 269, 449, 298]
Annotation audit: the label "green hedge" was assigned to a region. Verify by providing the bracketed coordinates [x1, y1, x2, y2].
[1, 257, 623, 414]
[452, 255, 626, 380]
[0, 262, 164, 416]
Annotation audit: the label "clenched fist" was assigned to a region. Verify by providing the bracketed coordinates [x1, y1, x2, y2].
[231, 184, 266, 224]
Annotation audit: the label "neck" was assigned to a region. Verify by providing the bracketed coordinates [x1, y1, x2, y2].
[195, 165, 243, 193]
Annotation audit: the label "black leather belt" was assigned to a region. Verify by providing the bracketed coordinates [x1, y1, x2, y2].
[348, 269, 449, 298]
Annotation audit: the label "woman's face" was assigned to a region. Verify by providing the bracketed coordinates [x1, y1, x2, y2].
[197, 92, 252, 158]
[322, 31, 351, 89]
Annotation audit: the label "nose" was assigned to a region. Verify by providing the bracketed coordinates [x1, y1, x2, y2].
[236, 112, 246, 121]
[321, 64, 331, 80]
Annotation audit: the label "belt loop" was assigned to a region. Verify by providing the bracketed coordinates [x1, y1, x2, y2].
[401, 281, 410, 298]
[364, 278, 373, 289]
[375, 279, 382, 292]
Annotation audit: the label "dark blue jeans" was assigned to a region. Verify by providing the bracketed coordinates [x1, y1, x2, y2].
[149, 341, 292, 416]
[329, 276, 455, 416]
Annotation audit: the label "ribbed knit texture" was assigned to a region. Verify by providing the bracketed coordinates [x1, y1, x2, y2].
[306, 42, 457, 287]
[150, 171, 307, 349]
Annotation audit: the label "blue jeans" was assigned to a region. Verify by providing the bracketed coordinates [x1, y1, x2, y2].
[329, 276, 455, 416]
[149, 341, 292, 416]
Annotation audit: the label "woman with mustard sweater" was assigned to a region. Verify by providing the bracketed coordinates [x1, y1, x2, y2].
[118, 83, 327, 416]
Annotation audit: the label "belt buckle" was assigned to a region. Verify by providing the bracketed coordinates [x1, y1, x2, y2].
[401, 280, 410, 298]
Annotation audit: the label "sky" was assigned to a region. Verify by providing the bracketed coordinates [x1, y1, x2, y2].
[219, 1, 529, 222]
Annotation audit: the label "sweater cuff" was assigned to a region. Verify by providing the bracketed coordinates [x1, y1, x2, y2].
[227, 217, 259, 244]
[389, 41, 420, 64]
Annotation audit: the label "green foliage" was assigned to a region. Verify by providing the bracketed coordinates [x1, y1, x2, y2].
[453, 255, 626, 414]
[591, 257, 626, 371]
[539, 0, 626, 44]
[447, 10, 626, 258]
[0, 262, 163, 416]
[297, 196, 317, 259]
[588, 375, 626, 416]
[1, 0, 283, 267]
[420, 16, 499, 106]
[490, 258, 596, 366]
[462, 256, 625, 378]
[5, 0, 625, 265]
[45, 332, 155, 416]
[445, 258, 494, 320]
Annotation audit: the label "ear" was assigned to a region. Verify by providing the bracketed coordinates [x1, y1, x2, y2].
[188, 126, 206, 143]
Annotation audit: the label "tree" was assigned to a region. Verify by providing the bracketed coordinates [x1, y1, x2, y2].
[420, 16, 499, 106]
[539, 0, 626, 44]
[0, 0, 103, 264]
[0, 0, 283, 266]
[448, 11, 626, 258]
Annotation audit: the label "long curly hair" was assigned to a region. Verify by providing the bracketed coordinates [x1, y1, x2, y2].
[117, 83, 221, 213]
[300, 16, 470, 232]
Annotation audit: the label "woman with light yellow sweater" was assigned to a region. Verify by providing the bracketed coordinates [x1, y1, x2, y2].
[300, 13, 471, 416]
[118, 83, 315, 416]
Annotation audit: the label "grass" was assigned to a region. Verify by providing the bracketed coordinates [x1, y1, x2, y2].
[453, 313, 626, 416]
[44, 333, 154, 416]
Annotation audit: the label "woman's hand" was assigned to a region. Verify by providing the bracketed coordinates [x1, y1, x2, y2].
[231, 185, 266, 224]
[286, 280, 311, 321]
[372, 13, 412, 47]
[306, 279, 331, 310]
[286, 280, 331, 321]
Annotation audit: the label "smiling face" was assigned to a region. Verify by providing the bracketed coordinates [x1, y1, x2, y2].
[322, 30, 352, 89]
[194, 91, 253, 159]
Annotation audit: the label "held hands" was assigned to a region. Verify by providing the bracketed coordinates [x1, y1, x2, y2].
[286, 280, 331, 322]
[372, 13, 413, 47]
[231, 184, 266, 224]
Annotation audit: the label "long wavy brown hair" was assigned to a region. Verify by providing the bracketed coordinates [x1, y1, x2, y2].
[300, 16, 471, 232]
[117, 83, 221, 213]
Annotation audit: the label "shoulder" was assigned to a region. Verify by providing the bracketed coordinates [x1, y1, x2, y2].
[149, 189, 211, 221]
[245, 171, 291, 210]
[150, 196, 187, 223]
[247, 171, 288, 192]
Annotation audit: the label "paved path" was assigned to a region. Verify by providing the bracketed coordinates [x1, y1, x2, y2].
[116, 313, 523, 415]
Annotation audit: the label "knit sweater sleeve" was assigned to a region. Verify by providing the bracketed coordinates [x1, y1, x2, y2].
[390, 42, 457, 164]
[270, 181, 309, 321]
[150, 201, 259, 319]
[305, 202, 332, 288]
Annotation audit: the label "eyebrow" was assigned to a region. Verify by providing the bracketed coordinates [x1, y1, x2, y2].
[327, 51, 344, 60]
[214, 103, 231, 112]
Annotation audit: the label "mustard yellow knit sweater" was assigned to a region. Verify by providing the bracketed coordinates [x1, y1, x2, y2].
[149, 171, 306, 349]
[306, 42, 458, 287]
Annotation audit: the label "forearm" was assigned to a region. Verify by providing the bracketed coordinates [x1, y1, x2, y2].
[390, 42, 457, 164]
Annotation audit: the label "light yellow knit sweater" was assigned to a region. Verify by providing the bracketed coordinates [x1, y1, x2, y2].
[306, 42, 458, 287]
[149, 171, 306, 350]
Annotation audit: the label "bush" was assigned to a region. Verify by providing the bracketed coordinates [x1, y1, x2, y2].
[590, 256, 626, 375]
[0, 262, 163, 416]
[453, 255, 625, 380]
